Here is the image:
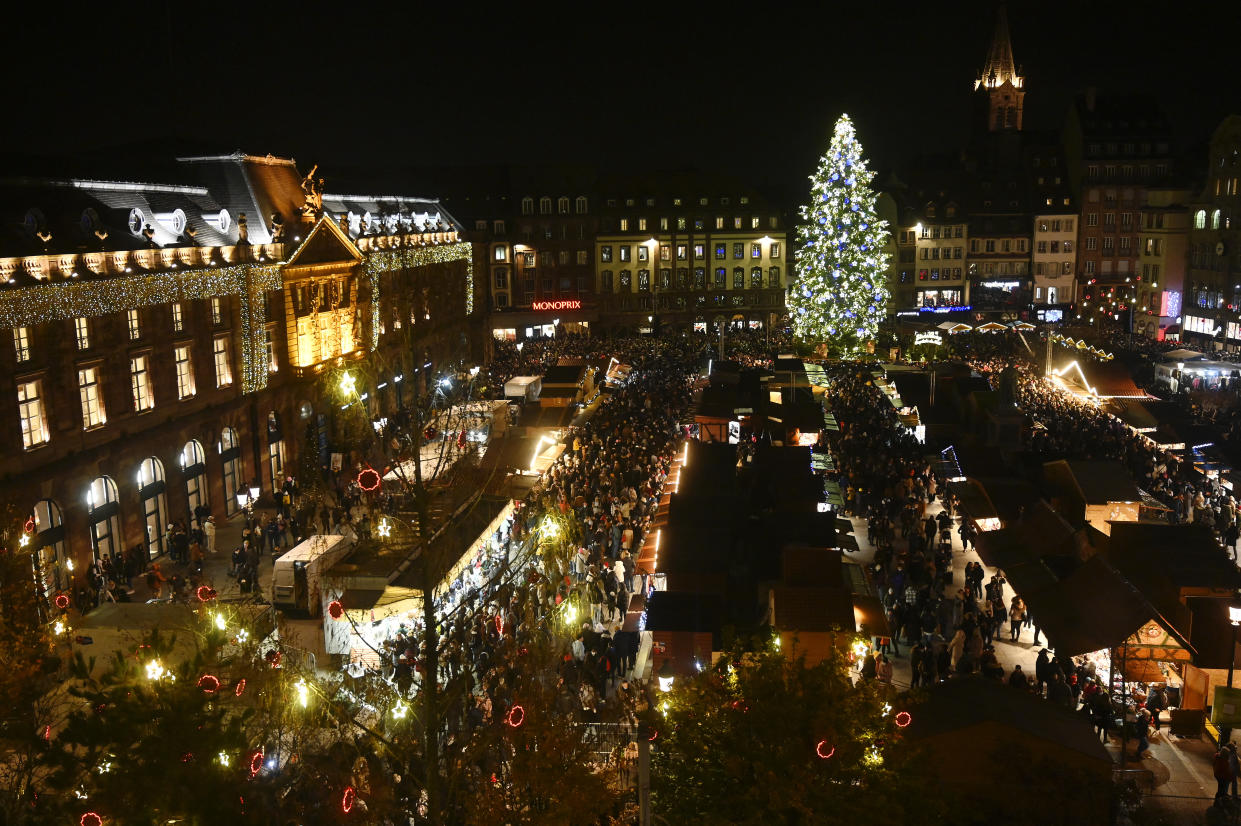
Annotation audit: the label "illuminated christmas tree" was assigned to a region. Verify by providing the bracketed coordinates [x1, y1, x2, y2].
[790, 114, 891, 354]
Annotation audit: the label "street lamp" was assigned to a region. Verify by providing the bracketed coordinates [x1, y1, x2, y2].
[658, 659, 675, 693]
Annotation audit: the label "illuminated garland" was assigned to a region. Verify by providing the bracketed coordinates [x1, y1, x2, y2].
[362, 241, 475, 349]
[0, 262, 282, 394]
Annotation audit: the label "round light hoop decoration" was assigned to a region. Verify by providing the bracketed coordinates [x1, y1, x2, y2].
[196, 585, 217, 602]
[234, 678, 247, 697]
[248, 750, 264, 778]
[198, 674, 221, 694]
[341, 786, 357, 814]
[55, 593, 71, 610]
[328, 600, 345, 620]
[505, 705, 525, 728]
[356, 468, 381, 492]
[23, 517, 35, 533]
[80, 814, 103, 826]
[894, 711, 912, 728]
[815, 740, 836, 760]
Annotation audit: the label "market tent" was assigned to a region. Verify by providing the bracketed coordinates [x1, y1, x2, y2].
[938, 321, 973, 334]
[975, 321, 1008, 333]
[1009, 321, 1037, 330]
[1159, 348, 1205, 362]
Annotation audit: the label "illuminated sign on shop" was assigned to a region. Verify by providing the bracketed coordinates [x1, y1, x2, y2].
[980, 280, 1022, 289]
[531, 299, 582, 311]
[914, 332, 943, 346]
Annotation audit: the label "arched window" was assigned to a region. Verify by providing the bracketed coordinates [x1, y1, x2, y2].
[618, 270, 632, 292]
[713, 268, 725, 289]
[32, 499, 66, 598]
[557, 197, 570, 215]
[768, 266, 782, 287]
[733, 267, 745, 289]
[1195, 209, 1207, 229]
[575, 196, 588, 214]
[520, 197, 533, 216]
[267, 411, 286, 491]
[1212, 209, 1222, 230]
[219, 427, 243, 516]
[137, 457, 168, 559]
[539, 197, 552, 215]
[637, 269, 651, 292]
[86, 476, 122, 562]
[182, 440, 209, 523]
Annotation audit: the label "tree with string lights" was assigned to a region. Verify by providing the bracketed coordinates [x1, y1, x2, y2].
[789, 114, 892, 356]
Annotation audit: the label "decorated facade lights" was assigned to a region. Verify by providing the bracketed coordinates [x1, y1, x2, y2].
[294, 678, 311, 708]
[356, 467, 381, 492]
[505, 704, 526, 728]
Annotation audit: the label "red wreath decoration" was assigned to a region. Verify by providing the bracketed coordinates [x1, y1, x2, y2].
[54, 593, 70, 610]
[894, 711, 912, 728]
[328, 600, 345, 620]
[647, 728, 659, 742]
[198, 674, 220, 694]
[356, 468, 381, 492]
[23, 517, 35, 533]
[815, 740, 836, 760]
[196, 585, 217, 602]
[505, 705, 525, 728]
[341, 786, 356, 814]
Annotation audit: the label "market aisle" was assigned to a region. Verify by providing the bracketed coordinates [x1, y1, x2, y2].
[846, 497, 1040, 688]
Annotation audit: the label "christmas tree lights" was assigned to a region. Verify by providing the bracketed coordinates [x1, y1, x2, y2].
[790, 114, 891, 354]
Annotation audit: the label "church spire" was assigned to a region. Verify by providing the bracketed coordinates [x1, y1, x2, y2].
[975, 5, 1022, 91]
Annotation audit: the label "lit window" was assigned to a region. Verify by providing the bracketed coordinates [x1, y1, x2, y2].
[676, 245, 687, 261]
[694, 244, 704, 260]
[751, 243, 762, 259]
[638, 217, 647, 231]
[174, 345, 195, 399]
[751, 217, 760, 229]
[74, 317, 90, 350]
[16, 380, 48, 448]
[715, 216, 724, 230]
[131, 355, 154, 412]
[619, 219, 629, 231]
[265, 328, 278, 373]
[78, 366, 106, 428]
[172, 303, 184, 332]
[211, 297, 223, 325]
[494, 245, 507, 261]
[770, 242, 781, 260]
[12, 327, 29, 362]
[637, 245, 649, 262]
[733, 243, 744, 259]
[619, 246, 631, 262]
[213, 337, 233, 388]
[126, 309, 141, 340]
[733, 217, 742, 229]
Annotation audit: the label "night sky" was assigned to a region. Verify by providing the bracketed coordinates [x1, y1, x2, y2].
[7, 2, 1237, 203]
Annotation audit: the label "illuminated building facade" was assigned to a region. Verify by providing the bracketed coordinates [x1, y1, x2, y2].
[593, 182, 788, 334]
[1134, 187, 1191, 339]
[0, 153, 469, 595]
[1183, 116, 1241, 348]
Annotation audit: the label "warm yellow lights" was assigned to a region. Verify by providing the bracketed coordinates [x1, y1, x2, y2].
[529, 435, 555, 471]
[563, 601, 578, 625]
[53, 619, 66, 636]
[1051, 360, 1100, 399]
[295, 679, 310, 708]
[217, 752, 232, 767]
[145, 660, 166, 681]
[213, 612, 227, 631]
[851, 639, 870, 659]
[377, 517, 392, 538]
[339, 371, 357, 397]
[392, 700, 410, 719]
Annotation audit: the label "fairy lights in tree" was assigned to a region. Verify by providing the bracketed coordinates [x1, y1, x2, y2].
[790, 114, 891, 354]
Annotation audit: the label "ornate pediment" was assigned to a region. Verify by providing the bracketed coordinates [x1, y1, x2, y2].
[283, 216, 362, 272]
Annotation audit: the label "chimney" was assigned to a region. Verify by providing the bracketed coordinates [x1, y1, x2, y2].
[1085, 86, 1097, 112]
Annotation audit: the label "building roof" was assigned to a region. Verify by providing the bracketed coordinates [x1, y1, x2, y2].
[644, 591, 724, 634]
[1104, 523, 1241, 592]
[1044, 459, 1142, 504]
[770, 586, 856, 632]
[905, 677, 1111, 765]
[977, 6, 1020, 90]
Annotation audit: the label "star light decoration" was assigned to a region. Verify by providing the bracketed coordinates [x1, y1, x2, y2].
[789, 114, 892, 353]
[377, 518, 392, 538]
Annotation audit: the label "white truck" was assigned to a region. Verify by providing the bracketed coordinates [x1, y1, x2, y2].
[271, 534, 354, 617]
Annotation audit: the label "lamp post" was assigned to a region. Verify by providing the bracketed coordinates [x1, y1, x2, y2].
[658, 659, 675, 693]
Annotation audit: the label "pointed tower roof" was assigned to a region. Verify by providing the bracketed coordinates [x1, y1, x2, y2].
[975, 6, 1022, 90]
